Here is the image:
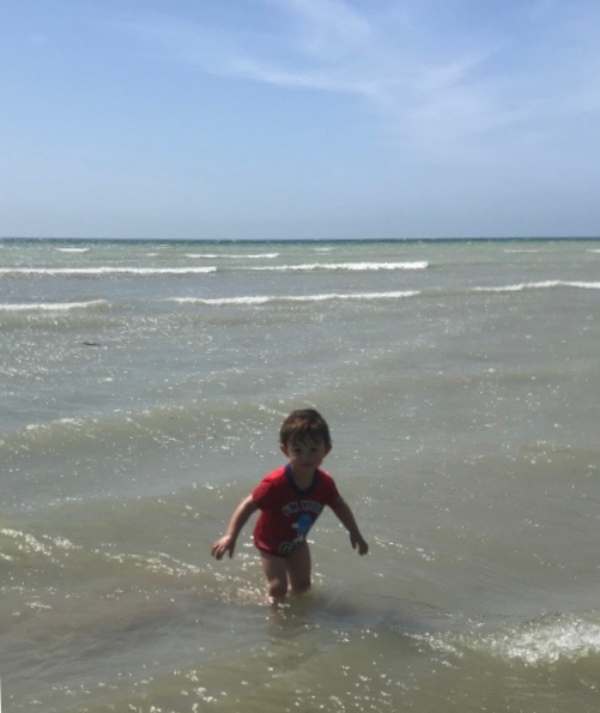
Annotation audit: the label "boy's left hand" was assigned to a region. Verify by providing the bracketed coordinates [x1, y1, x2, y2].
[350, 532, 369, 555]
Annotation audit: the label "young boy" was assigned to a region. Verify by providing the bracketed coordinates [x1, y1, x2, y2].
[211, 409, 369, 602]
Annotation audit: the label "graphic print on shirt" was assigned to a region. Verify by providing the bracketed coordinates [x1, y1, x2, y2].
[278, 508, 318, 555]
[252, 466, 340, 556]
[292, 512, 314, 540]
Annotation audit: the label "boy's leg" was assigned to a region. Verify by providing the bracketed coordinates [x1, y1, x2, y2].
[260, 551, 288, 602]
[286, 541, 311, 594]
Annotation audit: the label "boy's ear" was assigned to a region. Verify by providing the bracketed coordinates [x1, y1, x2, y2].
[280, 443, 289, 457]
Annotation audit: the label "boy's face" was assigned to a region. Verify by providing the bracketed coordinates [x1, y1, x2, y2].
[281, 436, 330, 475]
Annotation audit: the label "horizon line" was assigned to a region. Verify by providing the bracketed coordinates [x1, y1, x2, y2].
[2, 235, 600, 244]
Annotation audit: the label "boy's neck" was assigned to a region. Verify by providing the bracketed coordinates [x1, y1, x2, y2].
[288, 464, 317, 488]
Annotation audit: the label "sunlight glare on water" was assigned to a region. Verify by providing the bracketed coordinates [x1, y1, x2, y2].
[1, 238, 600, 711]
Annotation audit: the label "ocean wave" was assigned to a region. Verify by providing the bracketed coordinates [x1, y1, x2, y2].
[185, 252, 279, 259]
[0, 261, 427, 277]
[1, 397, 263, 459]
[0, 527, 80, 561]
[0, 410, 188, 472]
[0, 299, 108, 312]
[55, 248, 90, 253]
[167, 290, 420, 306]
[472, 280, 600, 293]
[247, 261, 428, 272]
[0, 266, 217, 277]
[0, 524, 206, 582]
[412, 613, 600, 666]
[483, 615, 600, 665]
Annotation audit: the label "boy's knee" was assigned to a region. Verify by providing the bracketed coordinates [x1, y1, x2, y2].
[291, 579, 311, 595]
[268, 579, 288, 599]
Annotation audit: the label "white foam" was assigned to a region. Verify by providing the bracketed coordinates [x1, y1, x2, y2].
[26, 601, 53, 611]
[414, 615, 600, 667]
[564, 281, 600, 289]
[55, 247, 90, 253]
[0, 528, 54, 557]
[167, 290, 420, 306]
[172, 296, 271, 306]
[0, 299, 108, 312]
[485, 616, 600, 665]
[185, 252, 279, 259]
[0, 266, 217, 276]
[248, 261, 428, 272]
[23, 416, 93, 436]
[473, 280, 600, 293]
[56, 417, 85, 426]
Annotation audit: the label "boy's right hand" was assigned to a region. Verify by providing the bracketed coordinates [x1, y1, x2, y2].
[211, 534, 236, 559]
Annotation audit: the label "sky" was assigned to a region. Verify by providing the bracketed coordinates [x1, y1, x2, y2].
[1, 0, 600, 240]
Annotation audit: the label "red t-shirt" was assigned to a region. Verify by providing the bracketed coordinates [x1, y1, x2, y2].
[252, 465, 340, 556]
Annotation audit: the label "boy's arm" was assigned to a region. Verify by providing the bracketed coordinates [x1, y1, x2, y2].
[211, 495, 258, 559]
[330, 496, 369, 555]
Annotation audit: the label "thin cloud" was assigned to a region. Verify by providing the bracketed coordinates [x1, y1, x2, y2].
[274, 0, 374, 59]
[124, 1, 600, 149]
[229, 55, 379, 97]
[125, 5, 488, 101]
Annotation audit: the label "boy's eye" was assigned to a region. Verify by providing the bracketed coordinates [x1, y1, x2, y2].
[291, 445, 319, 455]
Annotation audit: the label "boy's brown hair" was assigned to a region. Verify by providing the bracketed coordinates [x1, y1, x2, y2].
[279, 409, 332, 450]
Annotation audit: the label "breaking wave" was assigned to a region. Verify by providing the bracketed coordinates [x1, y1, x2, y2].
[0, 300, 109, 312]
[0, 266, 217, 277]
[473, 280, 600, 293]
[412, 613, 600, 666]
[166, 291, 420, 306]
[246, 261, 428, 272]
[185, 252, 279, 259]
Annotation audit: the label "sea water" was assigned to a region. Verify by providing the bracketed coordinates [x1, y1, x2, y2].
[1, 237, 600, 712]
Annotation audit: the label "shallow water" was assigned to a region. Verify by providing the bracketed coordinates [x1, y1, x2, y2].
[1, 237, 600, 711]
